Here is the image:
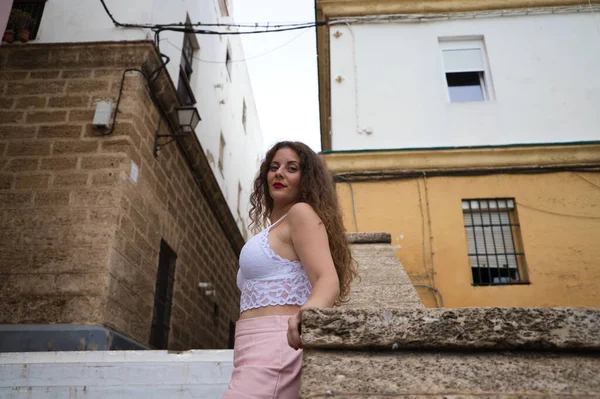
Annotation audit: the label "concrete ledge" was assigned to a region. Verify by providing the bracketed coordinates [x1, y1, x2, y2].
[347, 232, 391, 244]
[302, 307, 600, 351]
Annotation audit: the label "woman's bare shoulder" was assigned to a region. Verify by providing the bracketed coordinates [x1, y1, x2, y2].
[288, 202, 323, 229]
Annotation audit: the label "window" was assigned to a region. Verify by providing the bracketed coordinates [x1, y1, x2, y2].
[8, 0, 47, 40]
[440, 38, 494, 103]
[462, 199, 528, 286]
[150, 240, 177, 349]
[242, 99, 247, 134]
[225, 46, 232, 80]
[218, 0, 230, 17]
[218, 132, 226, 175]
[177, 30, 198, 105]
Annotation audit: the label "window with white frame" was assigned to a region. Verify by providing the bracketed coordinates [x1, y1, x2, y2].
[440, 38, 494, 103]
[462, 198, 528, 286]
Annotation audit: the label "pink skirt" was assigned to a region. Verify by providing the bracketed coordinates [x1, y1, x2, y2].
[222, 315, 302, 399]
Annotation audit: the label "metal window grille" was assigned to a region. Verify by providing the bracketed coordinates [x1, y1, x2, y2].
[150, 240, 177, 349]
[10, 0, 47, 40]
[462, 198, 527, 286]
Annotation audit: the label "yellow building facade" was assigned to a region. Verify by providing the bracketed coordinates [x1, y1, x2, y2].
[325, 145, 600, 308]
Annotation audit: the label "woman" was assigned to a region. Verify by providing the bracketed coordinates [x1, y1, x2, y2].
[223, 141, 358, 398]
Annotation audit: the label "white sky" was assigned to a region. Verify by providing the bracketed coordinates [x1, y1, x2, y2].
[232, 0, 321, 152]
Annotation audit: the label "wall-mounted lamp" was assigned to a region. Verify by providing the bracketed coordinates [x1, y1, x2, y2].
[153, 105, 201, 156]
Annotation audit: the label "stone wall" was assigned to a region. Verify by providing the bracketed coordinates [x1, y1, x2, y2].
[345, 232, 424, 309]
[0, 42, 242, 350]
[301, 307, 600, 398]
[301, 234, 600, 398]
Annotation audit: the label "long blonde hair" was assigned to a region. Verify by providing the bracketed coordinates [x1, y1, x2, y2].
[249, 141, 358, 303]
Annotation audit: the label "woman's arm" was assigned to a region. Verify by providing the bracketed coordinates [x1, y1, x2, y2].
[286, 202, 340, 349]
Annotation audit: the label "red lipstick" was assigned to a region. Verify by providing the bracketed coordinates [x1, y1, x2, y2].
[273, 182, 285, 189]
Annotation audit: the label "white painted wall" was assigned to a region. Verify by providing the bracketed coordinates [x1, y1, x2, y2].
[329, 12, 600, 150]
[0, 350, 233, 398]
[34, 0, 263, 237]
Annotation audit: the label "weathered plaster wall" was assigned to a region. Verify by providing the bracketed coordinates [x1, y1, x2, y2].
[336, 171, 600, 308]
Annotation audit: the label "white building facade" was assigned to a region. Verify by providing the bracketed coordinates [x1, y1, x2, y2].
[325, 5, 600, 150]
[34, 0, 263, 237]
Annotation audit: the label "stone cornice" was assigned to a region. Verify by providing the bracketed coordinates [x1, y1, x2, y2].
[317, 0, 600, 17]
[322, 143, 600, 175]
[303, 307, 600, 350]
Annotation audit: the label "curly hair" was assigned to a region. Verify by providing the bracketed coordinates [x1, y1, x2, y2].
[249, 141, 358, 304]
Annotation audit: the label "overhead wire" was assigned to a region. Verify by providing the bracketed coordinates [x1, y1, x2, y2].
[160, 27, 310, 64]
[99, 0, 325, 35]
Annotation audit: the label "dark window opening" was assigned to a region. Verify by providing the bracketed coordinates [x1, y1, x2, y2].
[463, 198, 528, 286]
[226, 47, 232, 79]
[150, 240, 177, 349]
[446, 72, 484, 103]
[228, 321, 236, 349]
[177, 33, 196, 105]
[8, 0, 47, 40]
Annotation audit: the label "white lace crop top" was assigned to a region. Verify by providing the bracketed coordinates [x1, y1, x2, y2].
[236, 214, 312, 313]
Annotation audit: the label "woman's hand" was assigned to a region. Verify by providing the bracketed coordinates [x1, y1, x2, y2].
[287, 310, 303, 350]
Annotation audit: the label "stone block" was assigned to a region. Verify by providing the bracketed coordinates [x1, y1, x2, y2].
[4, 158, 40, 172]
[347, 232, 392, 244]
[38, 125, 83, 139]
[61, 70, 93, 79]
[0, 125, 36, 140]
[66, 80, 110, 93]
[29, 70, 60, 79]
[2, 274, 56, 297]
[71, 188, 120, 207]
[302, 308, 600, 351]
[63, 225, 115, 246]
[55, 273, 109, 296]
[300, 350, 600, 398]
[6, 141, 51, 156]
[6, 81, 65, 96]
[0, 192, 33, 208]
[53, 140, 98, 154]
[68, 110, 95, 122]
[81, 155, 127, 170]
[18, 296, 69, 324]
[34, 190, 70, 207]
[40, 157, 78, 171]
[89, 208, 120, 226]
[0, 174, 13, 190]
[48, 95, 89, 108]
[0, 111, 25, 124]
[26, 111, 67, 123]
[91, 170, 121, 187]
[0, 297, 22, 323]
[15, 96, 47, 109]
[0, 98, 15, 109]
[52, 172, 89, 188]
[61, 295, 104, 324]
[0, 247, 32, 273]
[20, 227, 62, 247]
[15, 174, 49, 189]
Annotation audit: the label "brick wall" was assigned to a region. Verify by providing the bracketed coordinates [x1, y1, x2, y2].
[0, 42, 242, 350]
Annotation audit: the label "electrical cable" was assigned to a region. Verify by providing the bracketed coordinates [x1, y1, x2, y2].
[413, 284, 445, 308]
[516, 201, 600, 219]
[160, 27, 309, 64]
[574, 172, 600, 190]
[99, 0, 324, 35]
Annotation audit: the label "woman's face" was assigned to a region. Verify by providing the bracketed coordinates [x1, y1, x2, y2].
[267, 147, 302, 206]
